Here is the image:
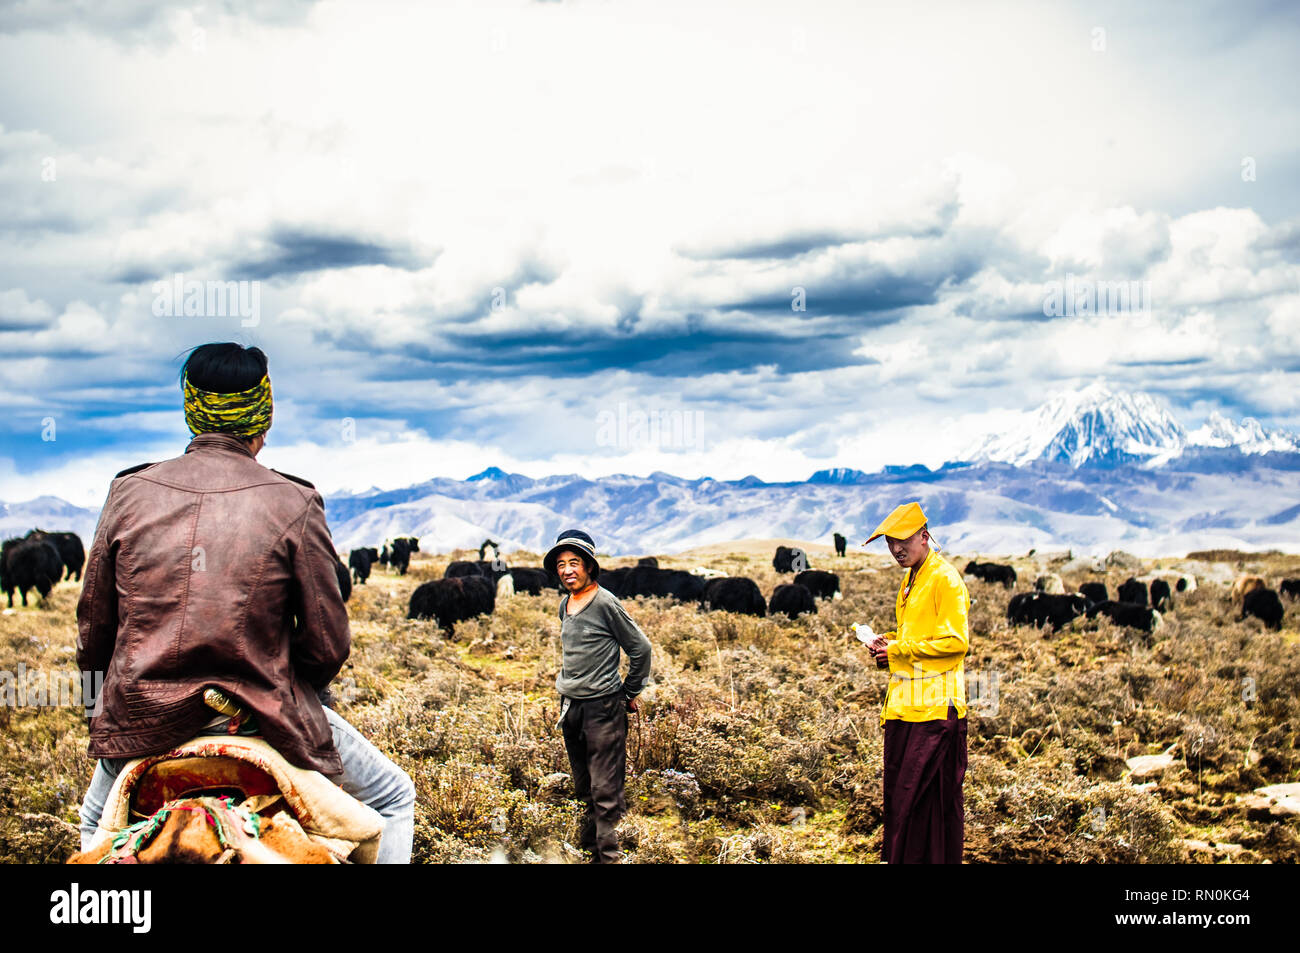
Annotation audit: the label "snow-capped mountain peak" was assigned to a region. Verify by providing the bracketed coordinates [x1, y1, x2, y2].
[964, 382, 1300, 468]
[808, 467, 871, 484]
[965, 382, 1187, 468]
[1187, 412, 1300, 455]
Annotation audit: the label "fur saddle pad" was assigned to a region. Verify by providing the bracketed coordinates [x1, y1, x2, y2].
[88, 735, 384, 863]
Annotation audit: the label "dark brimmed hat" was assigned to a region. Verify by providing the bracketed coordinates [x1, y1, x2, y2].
[543, 529, 600, 579]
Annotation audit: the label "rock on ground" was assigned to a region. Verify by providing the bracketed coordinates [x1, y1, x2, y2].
[1126, 749, 1178, 781]
[1239, 783, 1300, 819]
[1179, 840, 1253, 863]
[1061, 557, 1104, 574]
[1035, 573, 1065, 594]
[1171, 560, 1236, 585]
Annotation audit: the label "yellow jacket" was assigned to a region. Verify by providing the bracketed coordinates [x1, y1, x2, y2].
[880, 549, 969, 723]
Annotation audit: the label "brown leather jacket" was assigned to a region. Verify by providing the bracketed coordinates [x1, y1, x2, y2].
[76, 433, 350, 775]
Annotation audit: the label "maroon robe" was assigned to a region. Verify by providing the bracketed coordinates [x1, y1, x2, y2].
[882, 703, 967, 863]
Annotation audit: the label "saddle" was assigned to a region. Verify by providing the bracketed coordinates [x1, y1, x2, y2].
[83, 735, 384, 864]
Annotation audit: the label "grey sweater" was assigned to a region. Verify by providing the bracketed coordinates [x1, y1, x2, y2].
[555, 586, 652, 700]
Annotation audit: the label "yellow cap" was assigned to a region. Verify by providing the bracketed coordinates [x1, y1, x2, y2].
[864, 501, 928, 544]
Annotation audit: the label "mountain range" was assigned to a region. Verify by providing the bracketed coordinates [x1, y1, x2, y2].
[963, 382, 1300, 467]
[4, 385, 1298, 557]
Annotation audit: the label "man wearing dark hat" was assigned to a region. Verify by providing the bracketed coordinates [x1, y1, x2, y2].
[544, 529, 652, 863]
[76, 342, 415, 862]
[861, 501, 969, 864]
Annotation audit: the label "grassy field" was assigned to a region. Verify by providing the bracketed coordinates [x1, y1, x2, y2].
[2, 545, 1299, 864]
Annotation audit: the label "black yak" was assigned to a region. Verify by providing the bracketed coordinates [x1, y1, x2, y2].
[1006, 592, 1089, 630]
[599, 567, 629, 596]
[1086, 600, 1161, 633]
[1078, 582, 1108, 606]
[445, 560, 508, 581]
[26, 529, 85, 581]
[408, 576, 495, 634]
[1149, 578, 1172, 612]
[348, 548, 373, 585]
[1, 536, 63, 608]
[1242, 588, 1284, 631]
[794, 569, 841, 600]
[508, 567, 555, 595]
[769, 583, 816, 619]
[599, 566, 703, 602]
[833, 533, 846, 558]
[703, 577, 765, 617]
[1117, 578, 1148, 607]
[772, 546, 807, 574]
[964, 561, 1016, 588]
[622, 566, 705, 602]
[389, 538, 412, 575]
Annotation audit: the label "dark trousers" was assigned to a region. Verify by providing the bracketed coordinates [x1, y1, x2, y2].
[562, 692, 628, 863]
[882, 704, 967, 864]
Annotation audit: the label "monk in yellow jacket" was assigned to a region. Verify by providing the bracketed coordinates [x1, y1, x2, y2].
[862, 501, 969, 863]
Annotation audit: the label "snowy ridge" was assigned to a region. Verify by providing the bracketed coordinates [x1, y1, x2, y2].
[0, 497, 101, 544]
[5, 454, 1298, 559]
[965, 382, 1186, 467]
[313, 451, 1300, 557]
[964, 382, 1299, 468]
[1187, 412, 1300, 455]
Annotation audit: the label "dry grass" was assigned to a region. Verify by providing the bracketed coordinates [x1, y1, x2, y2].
[3, 546, 1299, 863]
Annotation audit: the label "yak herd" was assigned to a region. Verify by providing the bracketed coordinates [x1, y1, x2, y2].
[972, 558, 1289, 635]
[3, 523, 1295, 640]
[1, 529, 85, 608]
[389, 542, 1297, 639]
[400, 548, 846, 634]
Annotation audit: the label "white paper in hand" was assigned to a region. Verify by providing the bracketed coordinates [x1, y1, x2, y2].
[852, 623, 876, 644]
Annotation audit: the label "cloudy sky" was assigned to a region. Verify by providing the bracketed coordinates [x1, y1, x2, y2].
[2, 0, 1298, 505]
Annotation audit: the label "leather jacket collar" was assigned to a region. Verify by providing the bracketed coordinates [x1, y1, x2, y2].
[185, 432, 256, 459]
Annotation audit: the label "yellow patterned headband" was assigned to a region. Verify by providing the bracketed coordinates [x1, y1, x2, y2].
[183, 373, 273, 437]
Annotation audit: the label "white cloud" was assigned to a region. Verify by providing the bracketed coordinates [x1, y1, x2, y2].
[1, 0, 1298, 500]
[0, 287, 53, 326]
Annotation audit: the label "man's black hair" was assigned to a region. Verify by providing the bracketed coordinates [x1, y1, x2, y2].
[180, 342, 268, 394]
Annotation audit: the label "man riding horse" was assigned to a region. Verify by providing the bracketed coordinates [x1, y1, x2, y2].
[76, 342, 415, 862]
